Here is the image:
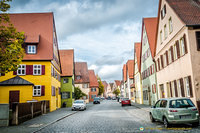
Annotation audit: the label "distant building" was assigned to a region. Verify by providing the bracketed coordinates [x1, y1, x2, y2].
[88, 70, 99, 102]
[102, 81, 108, 98]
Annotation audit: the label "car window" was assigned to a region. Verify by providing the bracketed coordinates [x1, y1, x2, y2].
[169, 99, 195, 108]
[160, 100, 167, 108]
[74, 100, 84, 103]
[155, 100, 161, 108]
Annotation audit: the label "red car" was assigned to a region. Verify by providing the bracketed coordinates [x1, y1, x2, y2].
[121, 98, 131, 106]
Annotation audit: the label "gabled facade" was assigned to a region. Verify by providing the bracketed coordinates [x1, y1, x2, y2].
[74, 62, 90, 103]
[102, 81, 108, 98]
[126, 60, 134, 100]
[88, 70, 99, 102]
[0, 13, 61, 112]
[154, 0, 200, 110]
[113, 80, 121, 97]
[134, 42, 143, 104]
[59, 49, 75, 107]
[122, 64, 127, 98]
[141, 18, 158, 105]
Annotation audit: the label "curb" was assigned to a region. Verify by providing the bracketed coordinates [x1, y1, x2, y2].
[131, 102, 150, 112]
[32, 111, 78, 133]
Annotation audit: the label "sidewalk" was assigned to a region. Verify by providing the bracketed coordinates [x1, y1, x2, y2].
[0, 103, 93, 133]
[131, 101, 151, 112]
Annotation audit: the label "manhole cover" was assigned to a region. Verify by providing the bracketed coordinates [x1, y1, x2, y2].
[29, 124, 43, 127]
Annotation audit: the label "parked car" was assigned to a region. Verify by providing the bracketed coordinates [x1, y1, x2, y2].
[149, 98, 199, 128]
[72, 100, 86, 111]
[107, 96, 111, 100]
[93, 97, 100, 104]
[121, 98, 131, 106]
[119, 97, 123, 103]
[101, 97, 105, 100]
[112, 97, 116, 100]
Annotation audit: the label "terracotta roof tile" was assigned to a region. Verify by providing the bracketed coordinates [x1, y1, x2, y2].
[166, 0, 200, 26]
[59, 49, 74, 76]
[134, 42, 142, 72]
[24, 34, 40, 43]
[75, 62, 90, 83]
[126, 60, 134, 79]
[143, 17, 158, 58]
[123, 64, 127, 82]
[88, 70, 99, 87]
[9, 13, 54, 60]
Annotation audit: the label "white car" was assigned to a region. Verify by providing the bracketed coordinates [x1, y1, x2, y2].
[72, 100, 86, 111]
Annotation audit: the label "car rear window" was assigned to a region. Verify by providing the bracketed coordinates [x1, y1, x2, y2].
[123, 98, 129, 100]
[74, 100, 84, 103]
[169, 99, 195, 108]
[94, 97, 99, 100]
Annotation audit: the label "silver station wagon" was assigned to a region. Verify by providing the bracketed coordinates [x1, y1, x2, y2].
[149, 98, 199, 128]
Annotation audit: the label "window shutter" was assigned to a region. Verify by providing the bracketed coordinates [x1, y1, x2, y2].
[183, 34, 188, 54]
[26, 65, 33, 75]
[174, 80, 178, 97]
[171, 46, 174, 62]
[169, 82, 172, 97]
[176, 41, 180, 58]
[13, 71, 17, 75]
[158, 58, 160, 70]
[195, 31, 200, 51]
[150, 66, 152, 75]
[154, 84, 156, 93]
[42, 65, 45, 75]
[155, 61, 157, 72]
[188, 76, 193, 97]
[166, 51, 169, 65]
[180, 78, 185, 97]
[160, 55, 164, 68]
[152, 64, 154, 73]
[41, 85, 45, 96]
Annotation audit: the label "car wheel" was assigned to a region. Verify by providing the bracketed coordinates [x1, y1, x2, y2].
[71, 109, 74, 111]
[150, 113, 155, 122]
[121, 104, 124, 107]
[192, 122, 199, 127]
[85, 108, 86, 110]
[129, 104, 131, 106]
[163, 117, 170, 128]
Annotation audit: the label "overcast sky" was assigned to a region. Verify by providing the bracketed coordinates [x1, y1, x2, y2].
[9, 0, 159, 83]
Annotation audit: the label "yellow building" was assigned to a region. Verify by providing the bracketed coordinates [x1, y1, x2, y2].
[0, 13, 61, 112]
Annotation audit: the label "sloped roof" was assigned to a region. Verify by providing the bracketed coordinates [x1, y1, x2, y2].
[115, 80, 121, 87]
[134, 42, 142, 72]
[123, 64, 127, 82]
[9, 13, 54, 60]
[143, 17, 158, 58]
[126, 60, 134, 79]
[166, 0, 200, 26]
[102, 81, 108, 89]
[0, 76, 34, 86]
[75, 62, 90, 83]
[59, 49, 74, 76]
[88, 70, 99, 87]
[109, 83, 114, 89]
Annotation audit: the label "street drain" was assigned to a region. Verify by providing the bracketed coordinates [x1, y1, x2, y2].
[29, 124, 43, 127]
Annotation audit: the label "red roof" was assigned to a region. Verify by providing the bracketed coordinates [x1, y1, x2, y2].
[75, 62, 90, 83]
[88, 70, 99, 87]
[126, 60, 134, 79]
[166, 0, 200, 26]
[115, 80, 121, 87]
[9, 13, 54, 60]
[134, 42, 142, 72]
[102, 81, 108, 88]
[143, 17, 158, 58]
[59, 50, 74, 76]
[123, 64, 127, 82]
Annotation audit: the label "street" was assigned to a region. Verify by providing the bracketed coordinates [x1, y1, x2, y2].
[36, 100, 200, 133]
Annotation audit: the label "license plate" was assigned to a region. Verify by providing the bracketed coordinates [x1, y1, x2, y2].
[180, 115, 191, 119]
[125, 101, 128, 103]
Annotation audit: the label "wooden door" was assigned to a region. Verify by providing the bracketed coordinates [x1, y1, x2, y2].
[9, 91, 20, 109]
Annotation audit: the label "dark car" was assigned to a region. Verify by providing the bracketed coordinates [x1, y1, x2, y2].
[107, 96, 111, 100]
[93, 97, 100, 104]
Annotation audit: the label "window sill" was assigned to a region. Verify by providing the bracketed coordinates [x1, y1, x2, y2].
[33, 95, 42, 97]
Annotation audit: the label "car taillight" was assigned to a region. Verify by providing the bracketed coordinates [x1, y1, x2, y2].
[192, 108, 197, 111]
[169, 110, 178, 112]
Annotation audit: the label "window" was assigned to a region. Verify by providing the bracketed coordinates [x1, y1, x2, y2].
[163, 54, 166, 67]
[169, 17, 173, 33]
[196, 31, 200, 51]
[173, 44, 178, 60]
[33, 65, 41, 75]
[72, 92, 75, 99]
[83, 84, 88, 88]
[161, 5, 166, 19]
[91, 88, 96, 92]
[169, 99, 195, 108]
[17, 65, 26, 75]
[27, 45, 36, 54]
[160, 100, 167, 108]
[155, 100, 161, 108]
[63, 78, 69, 83]
[160, 30, 163, 43]
[177, 80, 182, 97]
[164, 24, 167, 39]
[184, 77, 190, 97]
[62, 92, 70, 99]
[76, 76, 81, 80]
[168, 49, 172, 64]
[91, 95, 96, 99]
[143, 90, 148, 100]
[52, 86, 56, 96]
[180, 37, 185, 56]
[33, 85, 41, 96]
[171, 81, 175, 97]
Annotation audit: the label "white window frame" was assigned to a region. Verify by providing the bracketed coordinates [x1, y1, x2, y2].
[33, 85, 41, 96]
[33, 65, 41, 75]
[83, 84, 88, 88]
[27, 45, 36, 54]
[184, 77, 190, 97]
[168, 49, 172, 64]
[17, 64, 26, 75]
[164, 24, 168, 39]
[180, 38, 185, 56]
[173, 44, 178, 60]
[169, 17, 173, 33]
[63, 78, 68, 84]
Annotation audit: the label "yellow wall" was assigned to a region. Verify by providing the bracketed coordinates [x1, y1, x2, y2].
[0, 61, 61, 112]
[0, 86, 33, 103]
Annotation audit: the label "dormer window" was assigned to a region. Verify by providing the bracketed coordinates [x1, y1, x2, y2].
[27, 45, 36, 54]
[161, 5, 166, 19]
[76, 76, 81, 80]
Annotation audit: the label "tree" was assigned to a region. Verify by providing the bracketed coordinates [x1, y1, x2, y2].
[113, 88, 120, 96]
[0, 0, 25, 74]
[97, 75, 104, 95]
[74, 87, 86, 100]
